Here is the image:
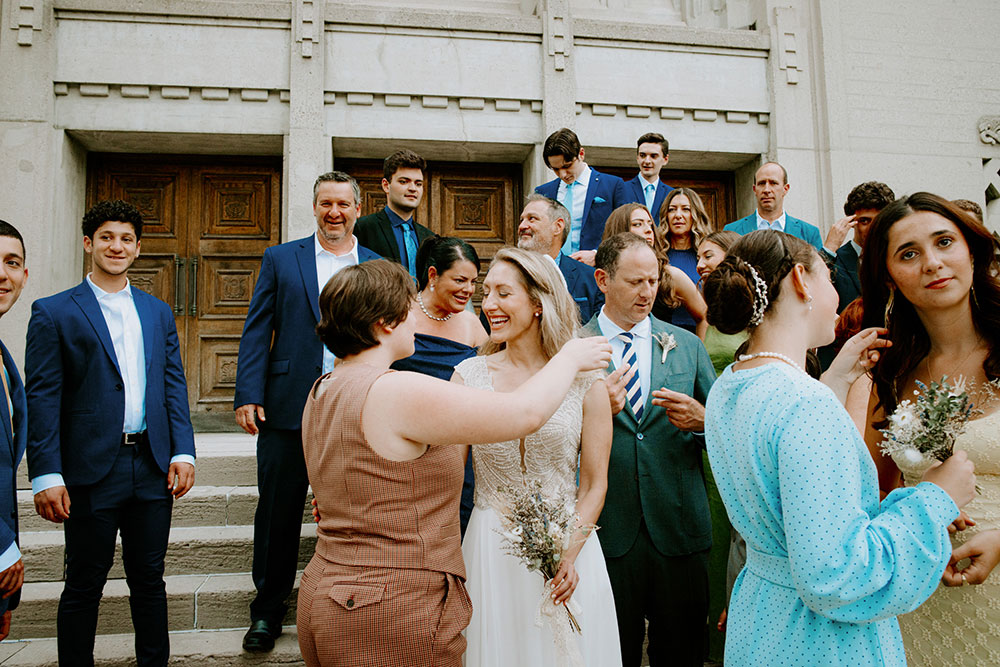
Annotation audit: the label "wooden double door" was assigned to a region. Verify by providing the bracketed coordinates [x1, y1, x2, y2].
[338, 159, 523, 308]
[87, 154, 282, 430]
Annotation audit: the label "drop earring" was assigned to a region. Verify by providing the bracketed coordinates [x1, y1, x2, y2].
[805, 294, 813, 311]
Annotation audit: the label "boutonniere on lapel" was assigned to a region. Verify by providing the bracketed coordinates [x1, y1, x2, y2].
[653, 332, 677, 364]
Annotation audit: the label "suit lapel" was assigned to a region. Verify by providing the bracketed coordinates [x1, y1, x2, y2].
[559, 255, 581, 295]
[627, 177, 643, 204]
[580, 170, 600, 229]
[651, 183, 669, 220]
[843, 245, 861, 293]
[132, 289, 155, 370]
[71, 282, 122, 377]
[0, 347, 13, 457]
[376, 209, 401, 263]
[295, 238, 322, 322]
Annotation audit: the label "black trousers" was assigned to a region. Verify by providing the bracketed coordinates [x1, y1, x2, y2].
[58, 440, 173, 667]
[250, 425, 309, 625]
[605, 521, 709, 667]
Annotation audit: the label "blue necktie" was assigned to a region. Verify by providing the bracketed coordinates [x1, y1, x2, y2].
[644, 183, 655, 211]
[618, 332, 643, 421]
[402, 222, 418, 278]
[560, 182, 578, 255]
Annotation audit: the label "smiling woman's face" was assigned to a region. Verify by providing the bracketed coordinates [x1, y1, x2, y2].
[886, 210, 973, 314]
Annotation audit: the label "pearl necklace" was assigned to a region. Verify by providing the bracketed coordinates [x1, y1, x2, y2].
[738, 352, 805, 374]
[416, 292, 452, 322]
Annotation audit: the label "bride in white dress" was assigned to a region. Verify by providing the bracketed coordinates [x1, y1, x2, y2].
[455, 248, 622, 667]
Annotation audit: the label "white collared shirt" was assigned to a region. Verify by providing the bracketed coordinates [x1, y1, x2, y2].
[31, 275, 195, 496]
[558, 163, 592, 251]
[597, 308, 652, 406]
[851, 240, 862, 258]
[315, 233, 361, 374]
[756, 210, 787, 232]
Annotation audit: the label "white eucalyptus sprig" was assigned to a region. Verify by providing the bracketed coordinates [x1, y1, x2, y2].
[653, 332, 677, 364]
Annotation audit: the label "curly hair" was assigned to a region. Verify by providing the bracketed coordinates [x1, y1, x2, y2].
[860, 192, 1000, 417]
[82, 200, 144, 239]
[843, 181, 895, 216]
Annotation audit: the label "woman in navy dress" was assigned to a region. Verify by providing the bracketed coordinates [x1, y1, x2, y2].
[391, 236, 488, 534]
[658, 188, 713, 332]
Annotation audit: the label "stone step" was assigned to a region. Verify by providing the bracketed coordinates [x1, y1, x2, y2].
[0, 627, 305, 666]
[17, 433, 260, 491]
[10, 571, 302, 640]
[21, 524, 317, 583]
[18, 484, 314, 532]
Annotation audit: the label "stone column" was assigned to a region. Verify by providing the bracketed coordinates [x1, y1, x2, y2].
[530, 0, 578, 188]
[283, 0, 329, 240]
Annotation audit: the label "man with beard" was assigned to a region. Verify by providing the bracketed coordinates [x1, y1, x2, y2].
[354, 149, 435, 279]
[234, 171, 380, 652]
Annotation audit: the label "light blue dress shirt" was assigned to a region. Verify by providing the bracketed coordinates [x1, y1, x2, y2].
[705, 363, 958, 666]
[31, 276, 195, 496]
[596, 309, 651, 409]
[558, 164, 591, 254]
[755, 210, 787, 231]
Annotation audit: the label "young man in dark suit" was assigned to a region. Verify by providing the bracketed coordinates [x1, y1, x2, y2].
[0, 221, 28, 642]
[26, 201, 196, 666]
[624, 133, 674, 222]
[535, 128, 628, 266]
[234, 171, 380, 652]
[353, 149, 434, 279]
[581, 233, 716, 666]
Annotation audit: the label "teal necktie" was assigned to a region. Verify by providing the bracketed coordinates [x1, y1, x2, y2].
[402, 222, 418, 278]
[560, 182, 577, 255]
[645, 183, 655, 210]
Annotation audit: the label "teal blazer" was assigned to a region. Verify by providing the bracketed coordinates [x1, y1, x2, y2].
[724, 213, 824, 251]
[581, 315, 716, 558]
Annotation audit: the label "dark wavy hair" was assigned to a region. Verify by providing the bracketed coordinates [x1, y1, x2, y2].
[860, 192, 1000, 416]
[415, 236, 480, 291]
[82, 200, 144, 239]
[703, 229, 818, 335]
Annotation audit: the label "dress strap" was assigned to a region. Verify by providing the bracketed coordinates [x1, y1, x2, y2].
[745, 546, 794, 589]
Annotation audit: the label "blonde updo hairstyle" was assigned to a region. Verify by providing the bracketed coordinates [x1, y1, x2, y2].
[480, 247, 579, 360]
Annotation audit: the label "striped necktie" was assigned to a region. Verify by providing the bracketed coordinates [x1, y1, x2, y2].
[402, 222, 418, 278]
[618, 332, 643, 420]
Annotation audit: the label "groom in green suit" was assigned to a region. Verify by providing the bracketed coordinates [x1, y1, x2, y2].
[581, 232, 716, 666]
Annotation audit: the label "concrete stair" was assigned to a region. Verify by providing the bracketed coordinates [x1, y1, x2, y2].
[4, 433, 313, 662]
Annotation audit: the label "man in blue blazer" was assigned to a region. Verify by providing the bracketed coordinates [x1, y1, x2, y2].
[234, 171, 380, 652]
[0, 221, 28, 641]
[535, 128, 628, 265]
[724, 162, 824, 251]
[26, 201, 196, 666]
[582, 232, 716, 667]
[624, 132, 674, 222]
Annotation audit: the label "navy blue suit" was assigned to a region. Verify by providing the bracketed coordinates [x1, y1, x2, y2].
[535, 169, 629, 251]
[25, 281, 195, 666]
[559, 254, 604, 324]
[0, 340, 25, 617]
[724, 213, 824, 251]
[234, 235, 379, 624]
[624, 176, 673, 223]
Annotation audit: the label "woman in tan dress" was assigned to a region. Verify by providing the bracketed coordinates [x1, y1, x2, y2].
[296, 259, 611, 667]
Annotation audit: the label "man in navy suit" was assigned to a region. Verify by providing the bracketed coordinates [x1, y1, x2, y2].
[353, 149, 434, 279]
[234, 171, 380, 652]
[535, 128, 628, 265]
[624, 133, 674, 222]
[516, 194, 604, 323]
[724, 162, 824, 250]
[0, 221, 27, 642]
[26, 201, 196, 666]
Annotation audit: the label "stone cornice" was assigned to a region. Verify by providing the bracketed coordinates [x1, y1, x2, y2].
[53, 0, 292, 21]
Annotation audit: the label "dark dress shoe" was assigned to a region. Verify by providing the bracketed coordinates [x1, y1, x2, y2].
[242, 619, 282, 652]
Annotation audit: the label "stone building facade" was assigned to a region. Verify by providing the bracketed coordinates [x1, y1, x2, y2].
[1, 0, 998, 424]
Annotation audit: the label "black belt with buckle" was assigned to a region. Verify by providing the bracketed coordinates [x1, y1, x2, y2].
[121, 431, 147, 446]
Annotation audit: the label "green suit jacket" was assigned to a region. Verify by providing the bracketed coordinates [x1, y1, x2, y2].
[582, 315, 716, 558]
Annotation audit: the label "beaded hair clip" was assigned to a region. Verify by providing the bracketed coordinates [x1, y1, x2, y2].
[746, 264, 769, 326]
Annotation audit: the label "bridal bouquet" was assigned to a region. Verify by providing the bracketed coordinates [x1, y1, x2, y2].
[496, 481, 596, 635]
[879, 376, 978, 468]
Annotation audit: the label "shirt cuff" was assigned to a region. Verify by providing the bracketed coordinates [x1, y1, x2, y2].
[30, 473, 65, 496]
[170, 454, 196, 468]
[821, 246, 837, 258]
[0, 542, 21, 573]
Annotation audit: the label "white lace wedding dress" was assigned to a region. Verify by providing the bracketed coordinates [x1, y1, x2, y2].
[455, 356, 622, 667]
[893, 409, 1000, 665]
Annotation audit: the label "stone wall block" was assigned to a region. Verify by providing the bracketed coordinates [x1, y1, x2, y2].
[161, 87, 190, 100]
[199, 88, 230, 101]
[345, 93, 374, 105]
[693, 110, 718, 122]
[726, 111, 750, 123]
[240, 89, 269, 102]
[458, 98, 485, 110]
[384, 94, 411, 107]
[120, 85, 150, 99]
[626, 106, 651, 118]
[592, 104, 617, 117]
[79, 84, 109, 97]
[422, 96, 448, 109]
[495, 99, 521, 112]
[660, 108, 684, 119]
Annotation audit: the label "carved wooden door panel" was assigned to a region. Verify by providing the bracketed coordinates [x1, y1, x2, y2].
[338, 159, 521, 308]
[88, 155, 281, 430]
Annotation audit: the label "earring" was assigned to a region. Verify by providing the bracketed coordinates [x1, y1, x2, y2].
[884, 288, 895, 328]
[534, 311, 541, 318]
[430, 284, 435, 292]
[805, 294, 813, 311]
